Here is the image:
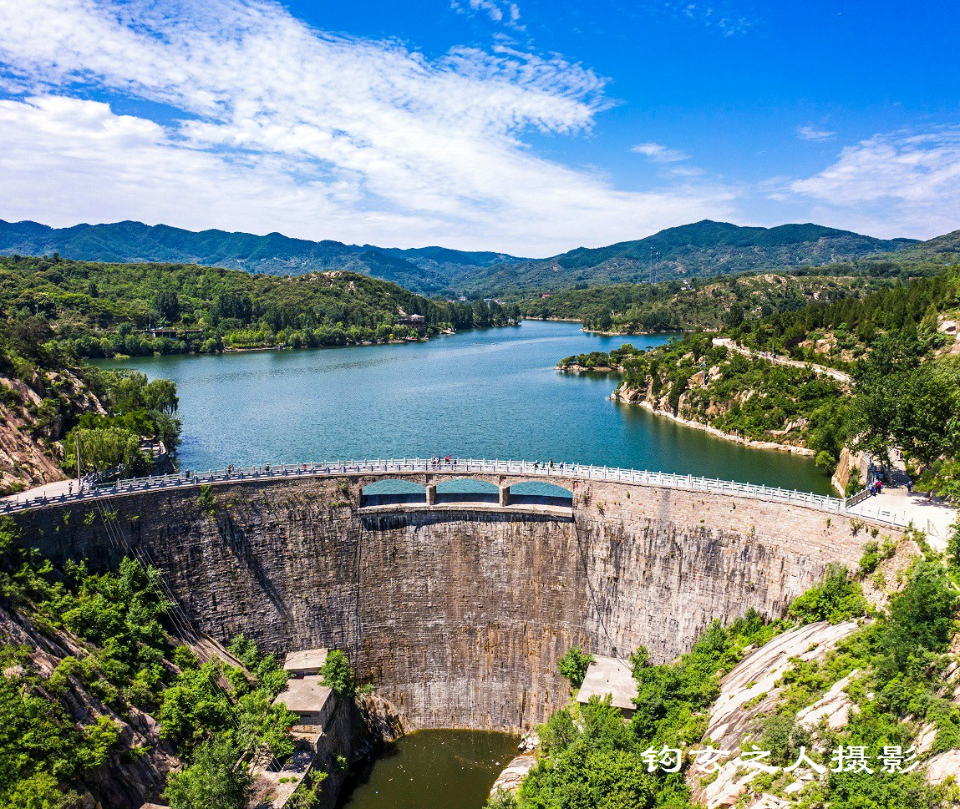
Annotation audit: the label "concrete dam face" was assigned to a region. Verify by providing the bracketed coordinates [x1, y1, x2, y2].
[15, 473, 878, 732]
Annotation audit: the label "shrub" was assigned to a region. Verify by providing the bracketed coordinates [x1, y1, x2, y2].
[558, 646, 593, 690]
[320, 650, 355, 699]
[197, 485, 215, 517]
[788, 564, 867, 625]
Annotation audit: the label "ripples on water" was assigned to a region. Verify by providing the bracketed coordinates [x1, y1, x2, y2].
[336, 730, 520, 809]
[96, 320, 832, 494]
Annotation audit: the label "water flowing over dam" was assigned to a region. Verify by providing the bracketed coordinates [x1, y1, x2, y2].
[13, 463, 883, 732]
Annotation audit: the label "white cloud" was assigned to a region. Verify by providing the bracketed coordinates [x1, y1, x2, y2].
[0, 0, 737, 255]
[797, 124, 836, 142]
[660, 2, 757, 36]
[790, 130, 960, 238]
[631, 142, 690, 163]
[451, 0, 522, 27]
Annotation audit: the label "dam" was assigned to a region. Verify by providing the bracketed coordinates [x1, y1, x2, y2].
[10, 459, 887, 733]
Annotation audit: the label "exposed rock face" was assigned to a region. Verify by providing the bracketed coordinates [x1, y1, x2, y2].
[490, 753, 537, 796]
[831, 446, 867, 495]
[926, 749, 960, 785]
[14, 474, 878, 733]
[354, 693, 410, 755]
[692, 620, 862, 809]
[613, 392, 815, 456]
[703, 621, 860, 753]
[795, 671, 858, 732]
[0, 368, 106, 494]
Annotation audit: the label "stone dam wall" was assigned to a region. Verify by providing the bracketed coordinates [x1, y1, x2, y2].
[13, 474, 888, 733]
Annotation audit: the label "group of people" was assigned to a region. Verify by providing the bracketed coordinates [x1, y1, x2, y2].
[430, 456, 454, 466]
[67, 474, 98, 495]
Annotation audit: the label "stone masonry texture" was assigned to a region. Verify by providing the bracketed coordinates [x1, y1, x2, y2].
[15, 473, 886, 733]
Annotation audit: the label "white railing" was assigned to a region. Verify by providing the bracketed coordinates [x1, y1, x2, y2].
[0, 457, 884, 523]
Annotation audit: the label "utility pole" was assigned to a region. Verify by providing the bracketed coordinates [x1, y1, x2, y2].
[76, 432, 81, 488]
[701, 357, 708, 385]
[649, 247, 657, 285]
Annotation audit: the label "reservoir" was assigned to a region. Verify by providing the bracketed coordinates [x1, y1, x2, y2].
[98, 319, 831, 494]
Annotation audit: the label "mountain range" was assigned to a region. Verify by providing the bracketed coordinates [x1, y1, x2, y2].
[0, 218, 928, 296]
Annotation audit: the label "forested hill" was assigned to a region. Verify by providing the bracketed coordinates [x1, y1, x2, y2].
[463, 221, 917, 295]
[0, 218, 922, 296]
[0, 254, 518, 359]
[0, 220, 525, 296]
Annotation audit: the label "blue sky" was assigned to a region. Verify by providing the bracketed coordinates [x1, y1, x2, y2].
[0, 0, 957, 255]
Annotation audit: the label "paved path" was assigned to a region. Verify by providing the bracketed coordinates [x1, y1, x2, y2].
[846, 460, 956, 549]
[5, 478, 78, 503]
[712, 338, 853, 385]
[847, 487, 955, 549]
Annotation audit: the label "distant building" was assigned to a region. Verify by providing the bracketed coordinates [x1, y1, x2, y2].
[395, 313, 427, 332]
[273, 675, 336, 729]
[283, 648, 328, 678]
[576, 655, 638, 719]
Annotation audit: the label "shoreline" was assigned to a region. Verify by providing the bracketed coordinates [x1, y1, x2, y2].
[584, 326, 705, 337]
[613, 394, 816, 456]
[91, 325, 514, 361]
[555, 364, 618, 373]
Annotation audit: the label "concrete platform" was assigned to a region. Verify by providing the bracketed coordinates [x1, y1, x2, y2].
[576, 655, 638, 718]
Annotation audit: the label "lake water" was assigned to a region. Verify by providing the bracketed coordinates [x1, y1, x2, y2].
[96, 319, 830, 494]
[337, 730, 520, 809]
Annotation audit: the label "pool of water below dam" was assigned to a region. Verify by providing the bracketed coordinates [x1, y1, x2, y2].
[337, 730, 521, 809]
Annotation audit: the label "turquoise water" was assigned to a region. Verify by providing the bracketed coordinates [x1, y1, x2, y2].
[337, 730, 520, 809]
[96, 320, 831, 494]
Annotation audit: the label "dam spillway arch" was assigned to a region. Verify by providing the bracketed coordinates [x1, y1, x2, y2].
[10, 464, 889, 732]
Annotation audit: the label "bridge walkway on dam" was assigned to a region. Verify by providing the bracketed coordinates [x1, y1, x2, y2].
[1, 458, 943, 535]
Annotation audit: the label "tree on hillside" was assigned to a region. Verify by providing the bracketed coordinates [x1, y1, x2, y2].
[163, 739, 251, 809]
[154, 290, 181, 324]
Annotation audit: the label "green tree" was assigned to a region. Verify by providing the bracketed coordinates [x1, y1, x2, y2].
[892, 364, 960, 467]
[0, 772, 79, 809]
[163, 739, 251, 809]
[154, 290, 181, 324]
[320, 650, 355, 699]
[62, 427, 147, 477]
[557, 646, 594, 690]
[879, 560, 959, 679]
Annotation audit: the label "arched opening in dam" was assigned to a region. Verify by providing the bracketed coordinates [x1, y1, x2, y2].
[507, 480, 574, 508]
[435, 477, 500, 505]
[360, 479, 426, 506]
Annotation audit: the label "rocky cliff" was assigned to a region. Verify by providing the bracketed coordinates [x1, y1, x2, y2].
[0, 366, 104, 494]
[13, 474, 880, 733]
